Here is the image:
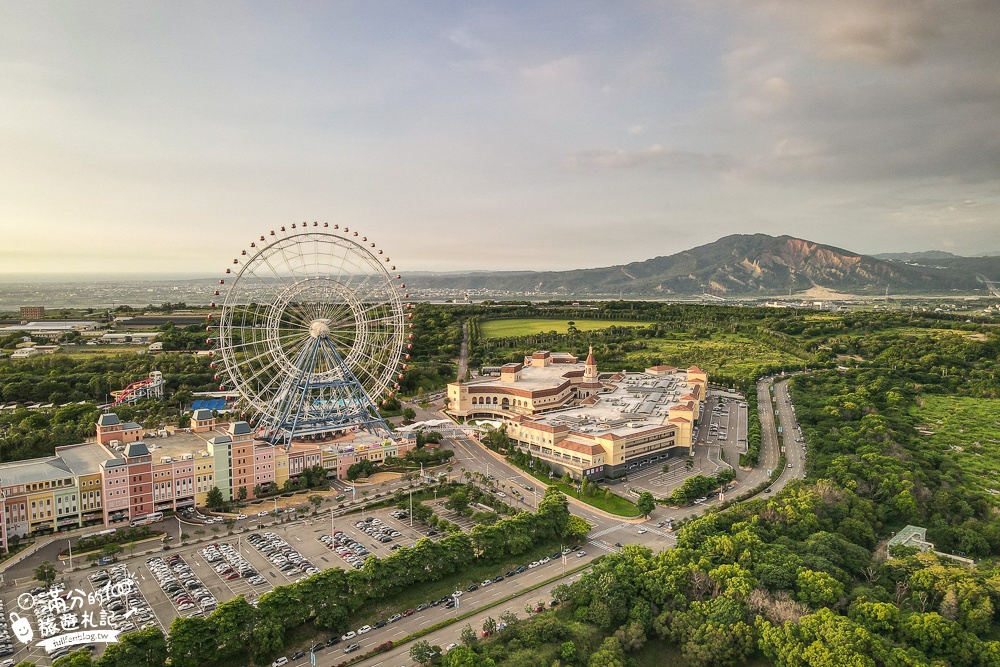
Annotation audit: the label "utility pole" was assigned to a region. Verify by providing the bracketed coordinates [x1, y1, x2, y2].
[68, 539, 73, 570]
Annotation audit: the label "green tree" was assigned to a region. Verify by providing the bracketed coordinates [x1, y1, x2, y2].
[34, 560, 57, 588]
[445, 490, 470, 513]
[560, 641, 577, 664]
[205, 486, 225, 510]
[587, 637, 627, 667]
[167, 615, 217, 667]
[97, 627, 167, 667]
[563, 514, 592, 541]
[442, 646, 495, 667]
[636, 491, 655, 519]
[236, 486, 247, 502]
[795, 569, 845, 607]
[309, 494, 323, 512]
[410, 639, 436, 665]
[460, 622, 478, 647]
[402, 407, 416, 423]
[52, 650, 94, 667]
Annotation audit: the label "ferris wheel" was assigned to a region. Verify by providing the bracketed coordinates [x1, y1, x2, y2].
[209, 222, 413, 445]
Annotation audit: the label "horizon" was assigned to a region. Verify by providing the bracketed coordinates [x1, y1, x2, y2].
[1, 232, 998, 283]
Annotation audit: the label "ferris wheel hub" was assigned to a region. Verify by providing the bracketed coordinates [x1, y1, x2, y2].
[308, 318, 332, 339]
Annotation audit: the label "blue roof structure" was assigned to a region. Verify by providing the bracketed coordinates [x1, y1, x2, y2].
[191, 399, 227, 411]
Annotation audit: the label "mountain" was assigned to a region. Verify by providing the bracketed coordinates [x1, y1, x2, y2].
[873, 251, 961, 261]
[407, 234, 1000, 297]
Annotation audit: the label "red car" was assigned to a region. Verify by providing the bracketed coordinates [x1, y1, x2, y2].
[402, 608, 415, 617]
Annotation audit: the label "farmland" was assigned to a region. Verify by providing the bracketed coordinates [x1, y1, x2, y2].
[479, 318, 650, 338]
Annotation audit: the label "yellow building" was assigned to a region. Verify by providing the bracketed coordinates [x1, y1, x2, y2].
[456, 350, 708, 481]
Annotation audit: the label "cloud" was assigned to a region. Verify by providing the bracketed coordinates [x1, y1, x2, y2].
[818, 9, 938, 66]
[520, 56, 584, 84]
[564, 144, 734, 172]
[718, 0, 1000, 184]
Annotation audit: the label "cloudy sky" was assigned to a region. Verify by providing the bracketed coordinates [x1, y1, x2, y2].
[1, 1, 998, 276]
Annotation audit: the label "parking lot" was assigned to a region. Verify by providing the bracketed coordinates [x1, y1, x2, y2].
[625, 393, 746, 499]
[0, 501, 468, 667]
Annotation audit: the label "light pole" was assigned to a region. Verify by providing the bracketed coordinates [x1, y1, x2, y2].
[409, 488, 413, 528]
[68, 539, 73, 570]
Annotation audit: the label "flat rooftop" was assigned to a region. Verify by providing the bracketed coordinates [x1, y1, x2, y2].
[1, 321, 93, 331]
[467, 360, 587, 391]
[521, 370, 693, 437]
[141, 429, 226, 461]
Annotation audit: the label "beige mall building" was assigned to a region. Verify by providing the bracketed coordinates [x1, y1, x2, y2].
[447, 348, 707, 480]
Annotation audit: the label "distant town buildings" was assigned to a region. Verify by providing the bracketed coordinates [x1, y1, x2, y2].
[19, 306, 45, 320]
[447, 347, 707, 481]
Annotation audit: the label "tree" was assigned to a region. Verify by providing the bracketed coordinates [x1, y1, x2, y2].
[167, 615, 217, 667]
[410, 639, 436, 665]
[100, 543, 123, 561]
[97, 627, 167, 667]
[236, 486, 247, 502]
[587, 637, 627, 667]
[460, 622, 478, 647]
[402, 407, 417, 423]
[636, 491, 655, 519]
[309, 494, 323, 512]
[34, 560, 57, 588]
[52, 651, 94, 667]
[563, 515, 592, 541]
[347, 459, 377, 481]
[223, 518, 236, 533]
[445, 490, 470, 513]
[205, 486, 225, 510]
[560, 641, 577, 664]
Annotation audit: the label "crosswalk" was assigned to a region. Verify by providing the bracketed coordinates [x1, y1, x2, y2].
[587, 540, 619, 552]
[589, 523, 628, 539]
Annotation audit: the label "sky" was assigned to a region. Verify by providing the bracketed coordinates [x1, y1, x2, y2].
[0, 0, 998, 276]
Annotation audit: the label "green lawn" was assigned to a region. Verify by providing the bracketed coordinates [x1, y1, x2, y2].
[509, 461, 641, 517]
[914, 395, 1000, 503]
[480, 319, 650, 338]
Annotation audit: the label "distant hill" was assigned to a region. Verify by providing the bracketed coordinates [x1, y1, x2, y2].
[873, 251, 961, 261]
[407, 234, 1000, 297]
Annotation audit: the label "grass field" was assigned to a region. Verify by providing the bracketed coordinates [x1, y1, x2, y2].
[61, 346, 144, 358]
[914, 395, 1000, 502]
[620, 334, 802, 379]
[480, 319, 650, 338]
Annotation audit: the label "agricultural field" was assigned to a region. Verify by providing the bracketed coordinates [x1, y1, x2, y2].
[480, 318, 650, 338]
[914, 395, 1000, 501]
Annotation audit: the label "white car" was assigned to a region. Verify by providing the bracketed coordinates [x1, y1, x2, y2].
[357, 625, 372, 634]
[236, 514, 247, 520]
[258, 510, 270, 516]
[528, 561, 540, 569]
[271, 658, 289, 667]
[480, 579, 492, 587]
[637, 528, 647, 535]
[341, 631, 356, 641]
[446, 643, 459, 652]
